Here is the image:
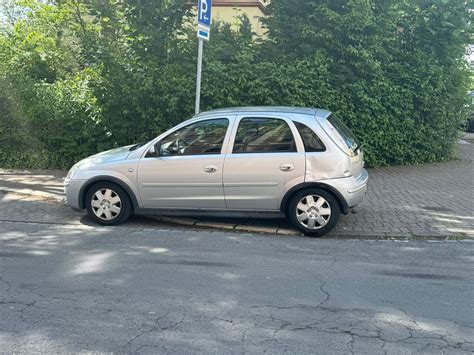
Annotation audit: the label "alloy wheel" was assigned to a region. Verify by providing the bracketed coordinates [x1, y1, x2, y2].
[91, 188, 122, 221]
[295, 194, 332, 230]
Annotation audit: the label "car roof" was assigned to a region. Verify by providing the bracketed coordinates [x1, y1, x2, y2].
[194, 106, 331, 119]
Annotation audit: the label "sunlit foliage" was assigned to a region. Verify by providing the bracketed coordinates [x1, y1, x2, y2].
[0, 0, 472, 168]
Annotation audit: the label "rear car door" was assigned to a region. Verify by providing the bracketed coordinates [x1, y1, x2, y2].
[223, 115, 305, 210]
[137, 117, 232, 209]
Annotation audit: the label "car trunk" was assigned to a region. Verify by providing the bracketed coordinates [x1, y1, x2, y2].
[325, 114, 364, 178]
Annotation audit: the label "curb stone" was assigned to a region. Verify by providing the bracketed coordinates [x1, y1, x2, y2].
[161, 215, 301, 235]
[195, 221, 238, 230]
[276, 227, 301, 236]
[234, 224, 278, 234]
[160, 216, 198, 226]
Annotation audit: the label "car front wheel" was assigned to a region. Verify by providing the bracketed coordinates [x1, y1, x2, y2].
[85, 182, 132, 225]
[288, 188, 340, 237]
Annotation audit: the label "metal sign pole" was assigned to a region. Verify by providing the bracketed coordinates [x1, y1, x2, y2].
[195, 37, 204, 115]
[196, 0, 211, 115]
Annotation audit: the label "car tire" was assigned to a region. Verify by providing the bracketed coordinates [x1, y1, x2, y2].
[287, 188, 340, 237]
[85, 182, 132, 226]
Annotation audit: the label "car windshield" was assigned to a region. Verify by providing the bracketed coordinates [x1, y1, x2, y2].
[327, 115, 359, 152]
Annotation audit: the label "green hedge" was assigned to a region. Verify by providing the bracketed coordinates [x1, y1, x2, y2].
[0, 0, 471, 169]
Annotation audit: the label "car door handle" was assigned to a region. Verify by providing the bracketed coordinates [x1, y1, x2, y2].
[280, 163, 295, 172]
[203, 165, 217, 173]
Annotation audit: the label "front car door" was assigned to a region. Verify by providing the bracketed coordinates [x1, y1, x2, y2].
[137, 117, 233, 209]
[223, 115, 306, 210]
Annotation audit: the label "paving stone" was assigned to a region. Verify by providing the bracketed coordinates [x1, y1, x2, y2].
[0, 144, 473, 238]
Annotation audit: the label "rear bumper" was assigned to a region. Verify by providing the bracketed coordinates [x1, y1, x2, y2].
[321, 169, 368, 209]
[345, 169, 369, 207]
[64, 178, 86, 210]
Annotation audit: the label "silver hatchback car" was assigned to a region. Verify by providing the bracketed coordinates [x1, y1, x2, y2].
[65, 107, 368, 237]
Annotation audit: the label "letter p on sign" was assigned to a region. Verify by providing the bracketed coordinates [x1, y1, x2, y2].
[198, 0, 212, 28]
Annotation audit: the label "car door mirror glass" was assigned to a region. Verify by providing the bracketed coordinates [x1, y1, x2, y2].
[146, 142, 160, 157]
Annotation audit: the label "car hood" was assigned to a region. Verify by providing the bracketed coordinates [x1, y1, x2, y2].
[78, 145, 134, 167]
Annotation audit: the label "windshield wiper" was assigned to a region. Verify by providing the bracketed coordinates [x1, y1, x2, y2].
[354, 143, 364, 153]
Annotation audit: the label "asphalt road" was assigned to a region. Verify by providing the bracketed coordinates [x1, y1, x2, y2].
[1, 220, 473, 354]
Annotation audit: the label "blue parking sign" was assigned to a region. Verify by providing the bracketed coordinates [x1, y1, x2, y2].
[195, 0, 211, 113]
[198, 0, 212, 28]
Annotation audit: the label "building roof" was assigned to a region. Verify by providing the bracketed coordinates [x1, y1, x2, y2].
[213, 0, 268, 12]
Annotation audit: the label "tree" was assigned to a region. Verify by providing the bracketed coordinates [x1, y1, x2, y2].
[260, 0, 472, 164]
[0, 0, 472, 168]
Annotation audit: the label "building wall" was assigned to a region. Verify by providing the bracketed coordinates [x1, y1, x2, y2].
[212, 2, 267, 37]
[189, 1, 268, 38]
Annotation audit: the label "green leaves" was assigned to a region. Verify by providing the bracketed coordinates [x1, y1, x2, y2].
[257, 0, 471, 166]
[0, 0, 471, 168]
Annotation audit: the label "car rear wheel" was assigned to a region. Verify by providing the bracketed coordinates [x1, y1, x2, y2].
[85, 182, 132, 225]
[288, 188, 340, 237]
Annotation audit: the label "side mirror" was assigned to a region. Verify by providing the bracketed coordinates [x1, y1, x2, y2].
[146, 141, 161, 157]
[154, 141, 162, 156]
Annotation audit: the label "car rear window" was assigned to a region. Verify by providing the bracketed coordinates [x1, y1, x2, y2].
[293, 122, 326, 152]
[327, 115, 359, 152]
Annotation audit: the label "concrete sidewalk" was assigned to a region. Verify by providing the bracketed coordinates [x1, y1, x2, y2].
[0, 169, 66, 201]
[0, 143, 473, 238]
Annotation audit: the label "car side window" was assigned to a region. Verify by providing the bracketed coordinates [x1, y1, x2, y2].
[159, 118, 229, 156]
[294, 121, 326, 152]
[233, 117, 297, 153]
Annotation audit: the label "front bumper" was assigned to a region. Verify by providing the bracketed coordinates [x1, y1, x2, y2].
[64, 178, 87, 210]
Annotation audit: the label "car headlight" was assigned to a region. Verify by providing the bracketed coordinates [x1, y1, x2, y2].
[66, 165, 79, 180]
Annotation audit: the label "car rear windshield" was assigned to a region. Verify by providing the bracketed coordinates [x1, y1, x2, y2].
[327, 115, 359, 152]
